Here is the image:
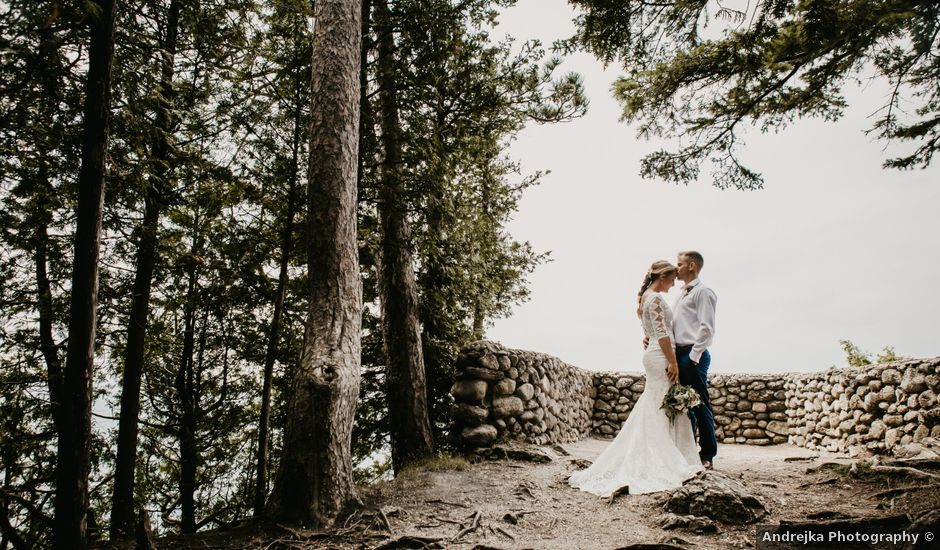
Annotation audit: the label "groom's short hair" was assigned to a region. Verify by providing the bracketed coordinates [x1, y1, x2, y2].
[680, 250, 704, 269]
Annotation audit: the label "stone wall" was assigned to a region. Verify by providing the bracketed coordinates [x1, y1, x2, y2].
[451, 341, 940, 455]
[785, 358, 940, 454]
[451, 341, 594, 448]
[590, 373, 789, 445]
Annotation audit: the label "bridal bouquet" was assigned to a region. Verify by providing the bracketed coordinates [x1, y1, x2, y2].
[661, 384, 701, 423]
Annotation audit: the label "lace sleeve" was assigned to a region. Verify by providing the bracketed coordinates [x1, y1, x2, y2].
[646, 294, 669, 341]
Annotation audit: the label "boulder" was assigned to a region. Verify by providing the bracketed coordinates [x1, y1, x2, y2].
[461, 424, 497, 447]
[657, 513, 719, 533]
[901, 370, 927, 394]
[463, 366, 503, 381]
[869, 419, 887, 439]
[453, 403, 489, 426]
[451, 380, 487, 402]
[663, 471, 769, 524]
[892, 442, 940, 459]
[493, 378, 516, 396]
[515, 383, 535, 401]
[883, 414, 903, 428]
[492, 396, 525, 418]
[885, 428, 901, 449]
[881, 368, 901, 385]
[765, 421, 789, 436]
[918, 390, 937, 409]
[479, 353, 499, 370]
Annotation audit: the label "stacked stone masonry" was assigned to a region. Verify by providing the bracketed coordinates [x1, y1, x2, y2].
[785, 359, 940, 453]
[451, 341, 940, 455]
[591, 372, 790, 445]
[451, 341, 594, 448]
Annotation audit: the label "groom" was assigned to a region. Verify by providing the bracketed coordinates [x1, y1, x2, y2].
[674, 251, 718, 469]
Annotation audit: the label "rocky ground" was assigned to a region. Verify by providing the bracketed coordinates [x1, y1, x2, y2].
[155, 440, 940, 550]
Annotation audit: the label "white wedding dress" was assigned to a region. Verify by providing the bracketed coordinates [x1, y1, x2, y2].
[569, 292, 702, 496]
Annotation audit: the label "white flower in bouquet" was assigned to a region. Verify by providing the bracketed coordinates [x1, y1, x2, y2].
[661, 384, 701, 423]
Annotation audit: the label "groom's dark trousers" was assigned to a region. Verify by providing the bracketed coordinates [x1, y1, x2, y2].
[676, 345, 717, 462]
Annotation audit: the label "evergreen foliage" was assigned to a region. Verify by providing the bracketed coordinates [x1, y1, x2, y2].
[563, 0, 940, 189]
[0, 0, 583, 541]
[352, 0, 587, 476]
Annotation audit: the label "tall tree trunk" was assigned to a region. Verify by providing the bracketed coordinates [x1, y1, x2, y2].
[36, 17, 64, 430]
[374, 0, 434, 474]
[176, 250, 200, 534]
[35, 164, 63, 429]
[418, 102, 453, 441]
[53, 1, 116, 549]
[253, 81, 302, 518]
[266, 0, 363, 527]
[110, 0, 179, 539]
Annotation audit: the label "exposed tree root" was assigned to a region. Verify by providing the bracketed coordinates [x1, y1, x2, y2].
[783, 455, 818, 462]
[493, 525, 515, 540]
[881, 458, 940, 470]
[425, 499, 467, 508]
[863, 464, 940, 481]
[871, 484, 937, 500]
[452, 510, 482, 541]
[798, 477, 837, 489]
[607, 484, 630, 505]
[806, 461, 849, 474]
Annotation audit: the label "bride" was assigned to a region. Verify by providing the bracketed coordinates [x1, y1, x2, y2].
[569, 260, 702, 496]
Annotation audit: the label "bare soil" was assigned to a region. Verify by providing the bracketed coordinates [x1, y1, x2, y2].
[155, 440, 939, 550]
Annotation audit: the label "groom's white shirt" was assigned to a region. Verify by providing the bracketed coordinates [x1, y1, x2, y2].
[673, 278, 717, 363]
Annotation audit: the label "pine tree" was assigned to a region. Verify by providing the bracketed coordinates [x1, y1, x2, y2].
[564, 0, 940, 188]
[110, 0, 181, 539]
[53, 1, 117, 547]
[266, 0, 365, 527]
[374, 0, 435, 474]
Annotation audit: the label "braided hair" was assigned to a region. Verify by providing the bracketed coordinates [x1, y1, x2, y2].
[636, 260, 678, 315]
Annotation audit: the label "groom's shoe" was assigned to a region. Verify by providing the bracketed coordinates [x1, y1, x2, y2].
[702, 460, 713, 470]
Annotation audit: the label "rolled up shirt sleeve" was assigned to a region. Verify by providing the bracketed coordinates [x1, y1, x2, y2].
[690, 288, 717, 363]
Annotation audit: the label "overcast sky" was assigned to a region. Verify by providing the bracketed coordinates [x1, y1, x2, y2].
[485, 0, 940, 375]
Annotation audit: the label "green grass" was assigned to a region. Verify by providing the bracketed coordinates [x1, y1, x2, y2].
[389, 453, 471, 486]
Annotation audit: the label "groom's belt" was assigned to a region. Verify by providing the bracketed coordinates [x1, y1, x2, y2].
[675, 344, 694, 353]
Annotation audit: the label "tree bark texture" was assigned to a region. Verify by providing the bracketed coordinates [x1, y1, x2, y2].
[266, 0, 363, 527]
[110, 0, 179, 539]
[375, 0, 434, 474]
[53, 1, 117, 549]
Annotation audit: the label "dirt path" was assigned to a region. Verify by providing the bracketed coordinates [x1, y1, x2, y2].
[155, 439, 938, 549]
[365, 440, 889, 549]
